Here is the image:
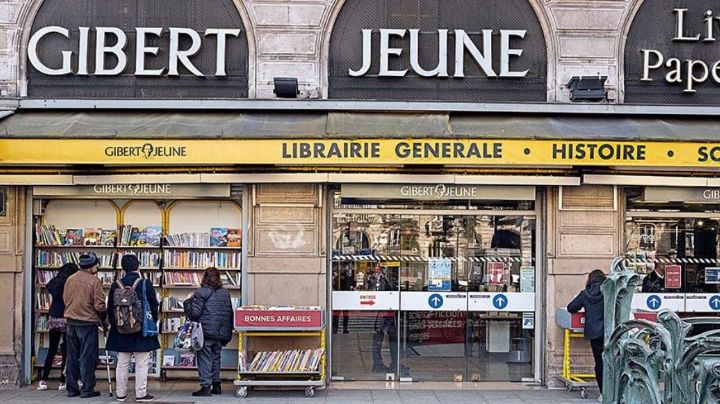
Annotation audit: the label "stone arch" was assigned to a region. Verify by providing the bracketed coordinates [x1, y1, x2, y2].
[617, 0, 646, 103]
[15, 0, 257, 98]
[318, 0, 556, 101]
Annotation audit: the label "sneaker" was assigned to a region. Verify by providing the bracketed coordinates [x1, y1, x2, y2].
[58, 384, 66, 391]
[36, 380, 48, 391]
[115, 395, 127, 402]
[80, 391, 101, 398]
[137, 395, 154, 402]
[598, 394, 602, 402]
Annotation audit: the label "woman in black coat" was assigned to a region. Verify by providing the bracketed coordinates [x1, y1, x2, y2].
[37, 262, 78, 391]
[183, 267, 233, 397]
[567, 269, 606, 397]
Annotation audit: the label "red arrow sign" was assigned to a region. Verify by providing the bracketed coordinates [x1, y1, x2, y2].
[360, 300, 376, 306]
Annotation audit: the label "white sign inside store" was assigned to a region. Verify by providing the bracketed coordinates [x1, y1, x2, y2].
[632, 293, 685, 312]
[332, 291, 399, 311]
[28, 26, 241, 76]
[468, 292, 535, 312]
[400, 291, 467, 311]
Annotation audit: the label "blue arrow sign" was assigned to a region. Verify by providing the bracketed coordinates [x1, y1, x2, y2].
[492, 294, 508, 310]
[428, 293, 443, 309]
[647, 295, 662, 310]
[709, 295, 720, 311]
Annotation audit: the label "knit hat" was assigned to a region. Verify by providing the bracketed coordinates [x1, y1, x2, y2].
[78, 253, 99, 269]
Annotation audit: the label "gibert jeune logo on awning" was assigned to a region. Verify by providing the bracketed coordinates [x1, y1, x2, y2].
[104, 143, 188, 159]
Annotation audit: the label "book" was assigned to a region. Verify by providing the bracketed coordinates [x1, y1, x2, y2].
[178, 353, 195, 367]
[210, 227, 228, 247]
[162, 354, 175, 367]
[100, 229, 116, 246]
[145, 226, 162, 247]
[83, 228, 101, 246]
[129, 227, 141, 246]
[227, 228, 242, 247]
[65, 228, 84, 246]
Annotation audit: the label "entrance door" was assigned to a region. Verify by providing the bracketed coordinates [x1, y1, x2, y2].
[329, 197, 538, 382]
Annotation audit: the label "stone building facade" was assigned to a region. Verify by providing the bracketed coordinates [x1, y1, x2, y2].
[0, 0, 717, 390]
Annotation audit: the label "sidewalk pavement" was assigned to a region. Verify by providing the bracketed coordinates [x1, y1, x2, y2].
[0, 381, 597, 403]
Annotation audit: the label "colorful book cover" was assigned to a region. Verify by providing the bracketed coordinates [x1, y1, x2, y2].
[100, 229, 116, 246]
[145, 226, 162, 247]
[162, 354, 175, 367]
[137, 230, 147, 246]
[210, 227, 228, 247]
[65, 228, 84, 246]
[83, 228, 101, 246]
[129, 227, 141, 246]
[227, 228, 242, 247]
[178, 353, 195, 367]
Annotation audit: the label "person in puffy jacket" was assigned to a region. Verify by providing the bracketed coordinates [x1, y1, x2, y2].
[37, 262, 78, 391]
[567, 269, 606, 397]
[183, 267, 233, 397]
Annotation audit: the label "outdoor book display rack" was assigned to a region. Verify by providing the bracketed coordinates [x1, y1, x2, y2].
[555, 308, 597, 399]
[234, 307, 326, 398]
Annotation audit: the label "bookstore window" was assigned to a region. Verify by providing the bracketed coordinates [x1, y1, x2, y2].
[625, 187, 720, 312]
[330, 187, 537, 382]
[32, 188, 243, 381]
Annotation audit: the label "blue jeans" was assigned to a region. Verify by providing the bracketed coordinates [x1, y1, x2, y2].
[196, 339, 222, 386]
[66, 324, 98, 395]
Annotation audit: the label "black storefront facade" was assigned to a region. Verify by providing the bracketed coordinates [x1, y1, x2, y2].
[0, 0, 720, 389]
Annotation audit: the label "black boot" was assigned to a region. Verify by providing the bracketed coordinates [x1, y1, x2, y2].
[211, 382, 222, 395]
[192, 385, 212, 397]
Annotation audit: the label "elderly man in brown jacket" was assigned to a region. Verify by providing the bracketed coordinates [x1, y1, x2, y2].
[63, 253, 107, 398]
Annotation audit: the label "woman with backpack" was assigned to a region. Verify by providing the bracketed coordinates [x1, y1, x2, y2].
[37, 262, 78, 391]
[183, 267, 233, 397]
[106, 254, 159, 402]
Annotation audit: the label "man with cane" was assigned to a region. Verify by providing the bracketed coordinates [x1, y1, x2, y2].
[63, 253, 108, 398]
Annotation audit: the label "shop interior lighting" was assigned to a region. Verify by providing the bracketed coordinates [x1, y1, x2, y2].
[273, 77, 299, 98]
[566, 76, 607, 102]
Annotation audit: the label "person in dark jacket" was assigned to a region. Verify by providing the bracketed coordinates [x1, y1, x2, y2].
[183, 267, 233, 397]
[106, 254, 159, 402]
[567, 269, 606, 396]
[37, 262, 78, 391]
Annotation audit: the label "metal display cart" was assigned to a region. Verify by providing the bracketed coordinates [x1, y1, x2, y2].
[555, 308, 597, 399]
[233, 307, 326, 398]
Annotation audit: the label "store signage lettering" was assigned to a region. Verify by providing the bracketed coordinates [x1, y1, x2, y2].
[33, 184, 231, 198]
[92, 184, 171, 196]
[282, 141, 502, 159]
[28, 26, 241, 76]
[641, 8, 720, 92]
[104, 144, 187, 159]
[401, 185, 475, 199]
[349, 29, 528, 78]
[704, 190, 720, 199]
[5, 139, 720, 168]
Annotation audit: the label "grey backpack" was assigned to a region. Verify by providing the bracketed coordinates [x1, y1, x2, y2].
[113, 278, 143, 334]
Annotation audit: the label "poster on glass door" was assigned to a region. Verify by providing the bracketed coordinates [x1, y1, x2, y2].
[428, 258, 451, 291]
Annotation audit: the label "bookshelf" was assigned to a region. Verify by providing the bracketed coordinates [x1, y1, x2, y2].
[32, 198, 243, 381]
[234, 307, 326, 398]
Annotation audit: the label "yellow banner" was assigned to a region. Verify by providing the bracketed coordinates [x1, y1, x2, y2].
[1, 138, 720, 167]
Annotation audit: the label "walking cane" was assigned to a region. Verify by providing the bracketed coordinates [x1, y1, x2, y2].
[99, 326, 112, 397]
[105, 349, 113, 397]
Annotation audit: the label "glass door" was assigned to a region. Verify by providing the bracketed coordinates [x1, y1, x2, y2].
[330, 204, 537, 382]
